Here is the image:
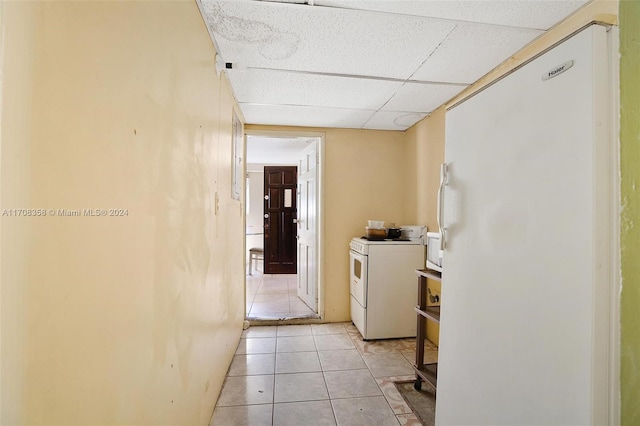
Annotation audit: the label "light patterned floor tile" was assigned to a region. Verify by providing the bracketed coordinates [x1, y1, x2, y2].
[210, 404, 272, 426]
[324, 369, 382, 399]
[216, 324, 436, 425]
[344, 322, 360, 335]
[318, 349, 367, 371]
[290, 298, 316, 314]
[228, 353, 275, 376]
[277, 324, 312, 336]
[254, 293, 289, 303]
[353, 338, 408, 355]
[235, 338, 276, 355]
[274, 372, 329, 403]
[400, 338, 417, 352]
[331, 396, 399, 426]
[362, 353, 414, 378]
[376, 378, 414, 415]
[257, 285, 289, 295]
[276, 335, 316, 353]
[291, 306, 316, 315]
[242, 326, 278, 338]
[250, 300, 290, 315]
[311, 323, 348, 335]
[257, 279, 290, 294]
[216, 375, 274, 406]
[273, 400, 336, 425]
[314, 334, 355, 351]
[276, 351, 321, 373]
[246, 274, 320, 319]
[396, 413, 424, 426]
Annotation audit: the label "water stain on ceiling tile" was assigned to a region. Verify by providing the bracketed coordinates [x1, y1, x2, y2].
[394, 113, 430, 127]
[203, 0, 456, 78]
[203, 2, 300, 59]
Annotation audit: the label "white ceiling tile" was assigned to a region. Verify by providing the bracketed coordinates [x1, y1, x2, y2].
[315, 0, 590, 30]
[201, 0, 456, 79]
[227, 69, 403, 109]
[381, 82, 467, 113]
[240, 103, 375, 129]
[247, 136, 314, 165]
[363, 111, 428, 131]
[200, 0, 589, 130]
[411, 23, 542, 84]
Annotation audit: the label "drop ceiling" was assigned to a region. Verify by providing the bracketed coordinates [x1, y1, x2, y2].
[199, 0, 590, 131]
[246, 135, 315, 165]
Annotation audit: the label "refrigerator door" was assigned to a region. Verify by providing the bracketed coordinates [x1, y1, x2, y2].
[436, 25, 613, 425]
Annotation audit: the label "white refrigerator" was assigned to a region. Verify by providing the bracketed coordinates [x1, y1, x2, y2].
[436, 25, 617, 425]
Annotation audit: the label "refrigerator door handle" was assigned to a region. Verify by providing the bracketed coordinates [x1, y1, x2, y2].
[437, 163, 448, 250]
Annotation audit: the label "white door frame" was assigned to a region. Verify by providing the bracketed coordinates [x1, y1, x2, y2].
[296, 142, 319, 311]
[244, 129, 325, 319]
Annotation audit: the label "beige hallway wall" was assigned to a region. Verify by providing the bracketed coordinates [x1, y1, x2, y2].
[0, 1, 244, 424]
[403, 107, 446, 344]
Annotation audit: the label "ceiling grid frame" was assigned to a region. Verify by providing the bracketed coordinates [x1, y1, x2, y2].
[199, 0, 591, 130]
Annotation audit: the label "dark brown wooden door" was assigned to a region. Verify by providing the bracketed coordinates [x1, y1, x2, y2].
[264, 166, 297, 274]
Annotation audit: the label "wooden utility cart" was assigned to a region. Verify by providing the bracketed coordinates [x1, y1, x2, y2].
[413, 268, 441, 391]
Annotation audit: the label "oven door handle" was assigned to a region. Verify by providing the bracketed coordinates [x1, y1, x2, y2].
[349, 250, 366, 263]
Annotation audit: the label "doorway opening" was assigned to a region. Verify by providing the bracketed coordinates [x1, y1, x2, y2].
[244, 132, 323, 322]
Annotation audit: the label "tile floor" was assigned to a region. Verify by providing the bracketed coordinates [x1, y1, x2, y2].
[211, 322, 439, 426]
[246, 272, 316, 319]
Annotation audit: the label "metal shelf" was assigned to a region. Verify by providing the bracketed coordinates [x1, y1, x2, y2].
[414, 268, 441, 393]
[414, 306, 440, 324]
[413, 362, 438, 391]
[416, 268, 441, 282]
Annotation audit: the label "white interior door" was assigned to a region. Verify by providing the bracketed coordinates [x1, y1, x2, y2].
[436, 25, 613, 425]
[296, 141, 318, 311]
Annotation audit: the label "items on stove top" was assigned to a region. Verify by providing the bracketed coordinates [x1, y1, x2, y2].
[387, 227, 402, 239]
[364, 221, 427, 242]
[365, 226, 387, 240]
[365, 220, 387, 240]
[361, 236, 411, 241]
[399, 225, 427, 242]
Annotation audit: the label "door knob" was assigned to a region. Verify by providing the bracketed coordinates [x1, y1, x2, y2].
[264, 214, 269, 218]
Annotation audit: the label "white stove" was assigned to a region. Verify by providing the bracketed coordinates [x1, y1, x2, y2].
[349, 237, 422, 255]
[349, 235, 425, 340]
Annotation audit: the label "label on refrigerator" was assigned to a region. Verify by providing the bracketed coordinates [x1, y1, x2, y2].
[542, 60, 574, 81]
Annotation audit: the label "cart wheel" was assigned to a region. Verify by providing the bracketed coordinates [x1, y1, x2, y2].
[414, 380, 422, 391]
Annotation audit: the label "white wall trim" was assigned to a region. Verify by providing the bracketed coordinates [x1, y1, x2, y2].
[244, 129, 326, 320]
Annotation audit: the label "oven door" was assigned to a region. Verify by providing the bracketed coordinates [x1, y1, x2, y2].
[349, 250, 367, 308]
